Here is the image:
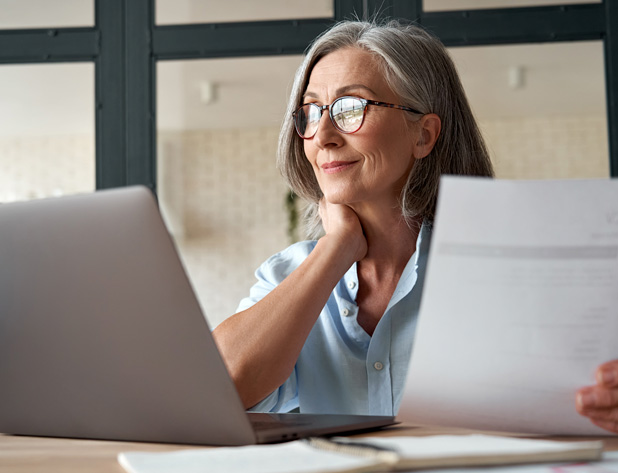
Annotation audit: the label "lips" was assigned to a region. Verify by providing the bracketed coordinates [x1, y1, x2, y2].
[320, 160, 358, 174]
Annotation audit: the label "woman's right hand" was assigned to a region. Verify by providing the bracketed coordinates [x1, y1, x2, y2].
[318, 199, 367, 263]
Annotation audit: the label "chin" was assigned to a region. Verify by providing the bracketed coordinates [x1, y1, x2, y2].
[322, 187, 362, 205]
[323, 195, 355, 206]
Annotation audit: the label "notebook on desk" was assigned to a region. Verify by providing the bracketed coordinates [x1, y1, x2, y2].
[0, 186, 395, 446]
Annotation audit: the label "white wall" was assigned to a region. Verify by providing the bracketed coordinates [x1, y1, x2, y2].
[157, 127, 290, 327]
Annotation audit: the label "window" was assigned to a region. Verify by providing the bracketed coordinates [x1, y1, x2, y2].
[156, 0, 333, 25]
[424, 0, 600, 12]
[0, 63, 95, 203]
[157, 55, 303, 327]
[449, 41, 609, 179]
[0, 0, 94, 28]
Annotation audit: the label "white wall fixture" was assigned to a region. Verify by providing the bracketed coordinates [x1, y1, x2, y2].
[508, 65, 525, 89]
[199, 81, 218, 105]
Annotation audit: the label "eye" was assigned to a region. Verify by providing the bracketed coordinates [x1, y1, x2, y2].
[332, 98, 365, 131]
[295, 104, 322, 128]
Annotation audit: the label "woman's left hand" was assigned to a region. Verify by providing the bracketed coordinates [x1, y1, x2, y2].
[576, 359, 618, 433]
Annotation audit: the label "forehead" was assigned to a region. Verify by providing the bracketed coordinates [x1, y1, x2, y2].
[305, 47, 390, 96]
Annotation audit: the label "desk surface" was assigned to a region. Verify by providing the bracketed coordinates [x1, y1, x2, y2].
[1, 424, 616, 473]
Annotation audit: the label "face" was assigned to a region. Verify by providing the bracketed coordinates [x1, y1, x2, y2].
[302, 47, 420, 211]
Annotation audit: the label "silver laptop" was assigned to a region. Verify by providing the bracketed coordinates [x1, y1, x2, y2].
[0, 186, 395, 445]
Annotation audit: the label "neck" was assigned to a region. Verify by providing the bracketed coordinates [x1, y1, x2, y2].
[350, 201, 420, 274]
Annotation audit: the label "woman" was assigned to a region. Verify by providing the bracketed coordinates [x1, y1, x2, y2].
[212, 19, 618, 434]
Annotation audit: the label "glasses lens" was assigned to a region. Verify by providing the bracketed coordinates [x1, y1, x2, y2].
[295, 104, 321, 138]
[331, 97, 364, 133]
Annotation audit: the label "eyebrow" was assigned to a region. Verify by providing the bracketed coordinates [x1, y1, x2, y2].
[303, 84, 378, 101]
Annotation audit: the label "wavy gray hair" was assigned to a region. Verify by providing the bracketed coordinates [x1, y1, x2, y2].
[277, 20, 494, 238]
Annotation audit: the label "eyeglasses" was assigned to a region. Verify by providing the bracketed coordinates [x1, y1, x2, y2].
[292, 96, 423, 139]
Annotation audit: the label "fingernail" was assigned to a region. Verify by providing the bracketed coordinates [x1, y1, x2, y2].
[578, 391, 596, 408]
[599, 369, 617, 386]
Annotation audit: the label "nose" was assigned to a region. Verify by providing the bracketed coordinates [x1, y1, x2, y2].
[312, 108, 343, 149]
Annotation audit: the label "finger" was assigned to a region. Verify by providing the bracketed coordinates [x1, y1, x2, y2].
[596, 360, 618, 387]
[318, 200, 329, 231]
[578, 405, 618, 423]
[318, 199, 326, 219]
[588, 417, 618, 434]
[577, 387, 618, 409]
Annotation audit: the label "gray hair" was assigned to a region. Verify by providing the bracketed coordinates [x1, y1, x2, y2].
[277, 20, 494, 238]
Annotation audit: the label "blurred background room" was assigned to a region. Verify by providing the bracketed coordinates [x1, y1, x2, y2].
[0, 0, 611, 327]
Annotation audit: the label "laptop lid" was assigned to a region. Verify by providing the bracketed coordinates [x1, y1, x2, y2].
[0, 187, 394, 445]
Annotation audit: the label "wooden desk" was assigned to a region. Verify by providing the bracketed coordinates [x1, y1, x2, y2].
[1, 425, 616, 473]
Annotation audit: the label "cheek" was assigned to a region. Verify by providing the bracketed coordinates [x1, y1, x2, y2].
[367, 114, 415, 149]
[303, 141, 317, 165]
[371, 125, 415, 165]
[389, 124, 417, 164]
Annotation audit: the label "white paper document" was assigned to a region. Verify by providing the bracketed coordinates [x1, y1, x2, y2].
[399, 176, 618, 435]
[117, 435, 603, 473]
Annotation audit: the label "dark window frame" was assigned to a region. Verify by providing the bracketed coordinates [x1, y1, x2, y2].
[0, 0, 615, 190]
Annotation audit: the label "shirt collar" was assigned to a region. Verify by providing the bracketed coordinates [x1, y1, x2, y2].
[385, 221, 432, 312]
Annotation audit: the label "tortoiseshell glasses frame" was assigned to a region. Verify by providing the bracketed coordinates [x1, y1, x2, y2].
[293, 96, 423, 139]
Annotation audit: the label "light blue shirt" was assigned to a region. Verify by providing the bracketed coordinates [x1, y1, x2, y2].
[236, 223, 431, 416]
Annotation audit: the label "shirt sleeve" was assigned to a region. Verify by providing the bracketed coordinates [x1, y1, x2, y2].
[236, 241, 316, 413]
[247, 366, 299, 413]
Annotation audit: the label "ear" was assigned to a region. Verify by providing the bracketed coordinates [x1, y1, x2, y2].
[413, 113, 441, 159]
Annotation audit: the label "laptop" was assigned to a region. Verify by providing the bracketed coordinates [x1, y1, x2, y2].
[0, 186, 395, 446]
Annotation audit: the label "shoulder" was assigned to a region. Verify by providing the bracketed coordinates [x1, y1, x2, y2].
[236, 240, 318, 313]
[256, 240, 318, 284]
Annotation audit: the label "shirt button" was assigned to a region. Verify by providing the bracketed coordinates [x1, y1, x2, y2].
[374, 361, 384, 371]
[348, 281, 356, 290]
[342, 308, 351, 317]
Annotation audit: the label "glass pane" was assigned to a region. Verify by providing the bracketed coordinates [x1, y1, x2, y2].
[0, 63, 95, 203]
[156, 0, 333, 25]
[157, 55, 303, 328]
[0, 0, 94, 29]
[424, 0, 599, 11]
[449, 41, 609, 179]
